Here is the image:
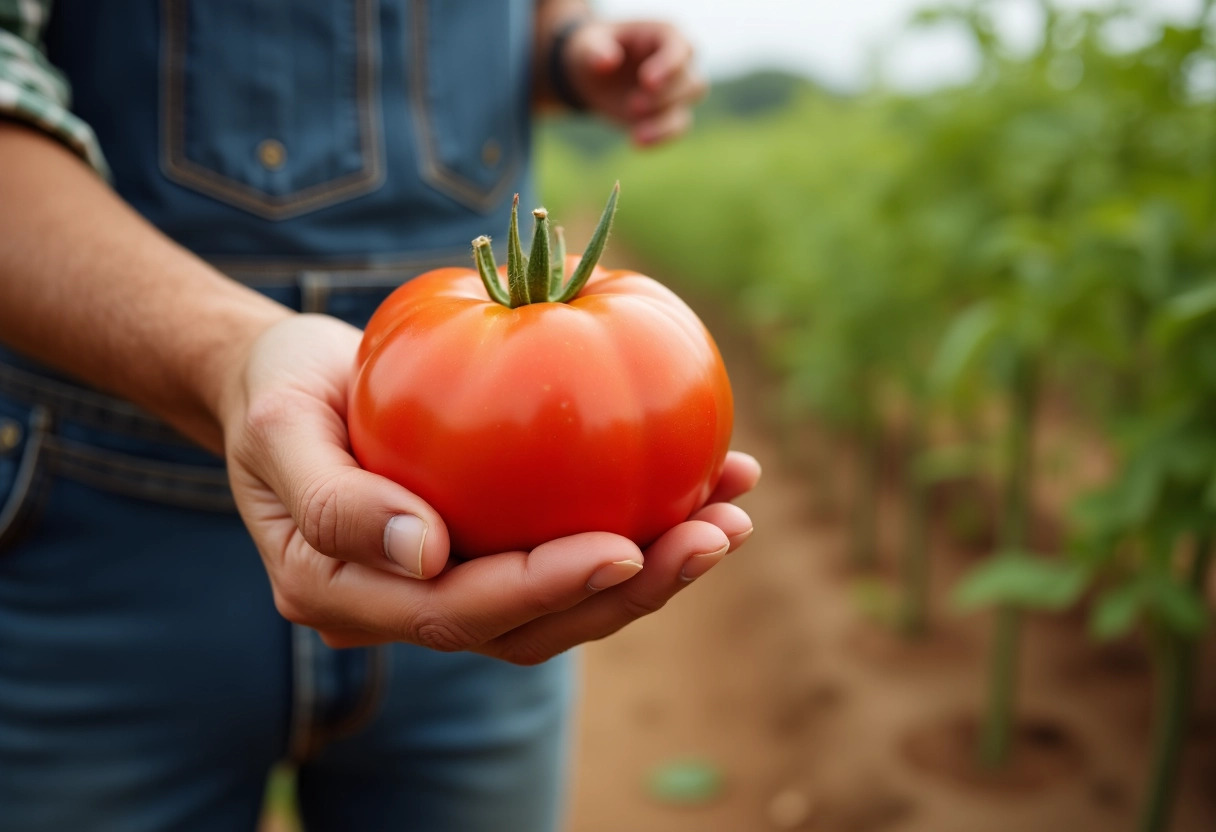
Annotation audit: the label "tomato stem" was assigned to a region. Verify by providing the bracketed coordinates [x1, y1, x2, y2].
[550, 225, 567, 297]
[554, 181, 619, 303]
[473, 184, 619, 308]
[526, 209, 553, 303]
[506, 194, 530, 307]
[472, 236, 511, 307]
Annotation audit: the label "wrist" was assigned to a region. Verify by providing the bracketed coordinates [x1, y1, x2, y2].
[548, 16, 592, 111]
[208, 300, 295, 450]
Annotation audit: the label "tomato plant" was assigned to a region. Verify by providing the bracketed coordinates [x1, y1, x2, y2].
[348, 187, 734, 558]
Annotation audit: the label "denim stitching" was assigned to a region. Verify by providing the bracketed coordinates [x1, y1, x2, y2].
[0, 363, 186, 444]
[408, 0, 520, 213]
[299, 272, 333, 315]
[326, 644, 391, 740]
[45, 436, 225, 484]
[159, 0, 386, 221]
[0, 406, 50, 547]
[208, 248, 474, 286]
[288, 624, 319, 762]
[42, 437, 234, 512]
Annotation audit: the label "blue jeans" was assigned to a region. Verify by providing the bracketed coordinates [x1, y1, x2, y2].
[0, 272, 575, 832]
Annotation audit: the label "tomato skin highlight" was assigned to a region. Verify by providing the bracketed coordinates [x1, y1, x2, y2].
[348, 257, 734, 558]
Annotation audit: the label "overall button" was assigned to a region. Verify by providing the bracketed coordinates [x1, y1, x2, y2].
[257, 139, 287, 170]
[481, 138, 502, 169]
[0, 419, 21, 455]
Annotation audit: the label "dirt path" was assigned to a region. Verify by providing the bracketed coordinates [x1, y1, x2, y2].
[564, 302, 1216, 832]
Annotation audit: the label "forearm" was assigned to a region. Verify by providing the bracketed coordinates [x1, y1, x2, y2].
[0, 122, 291, 453]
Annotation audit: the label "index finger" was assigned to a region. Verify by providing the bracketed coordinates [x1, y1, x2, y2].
[707, 450, 762, 504]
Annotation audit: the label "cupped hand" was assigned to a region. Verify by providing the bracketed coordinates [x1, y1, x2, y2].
[221, 314, 759, 663]
[562, 19, 708, 146]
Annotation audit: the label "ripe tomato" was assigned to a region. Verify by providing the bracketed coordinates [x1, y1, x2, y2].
[347, 188, 733, 557]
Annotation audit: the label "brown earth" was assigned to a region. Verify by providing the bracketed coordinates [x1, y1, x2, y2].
[564, 299, 1216, 832]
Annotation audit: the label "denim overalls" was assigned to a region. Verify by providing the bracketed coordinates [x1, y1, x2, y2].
[0, 3, 574, 830]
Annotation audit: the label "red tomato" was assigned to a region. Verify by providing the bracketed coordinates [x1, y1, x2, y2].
[348, 253, 734, 558]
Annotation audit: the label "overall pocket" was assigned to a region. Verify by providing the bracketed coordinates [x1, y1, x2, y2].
[160, 0, 384, 220]
[406, 0, 528, 213]
[0, 404, 50, 552]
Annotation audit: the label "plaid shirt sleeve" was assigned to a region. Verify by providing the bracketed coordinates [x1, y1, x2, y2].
[0, 0, 109, 176]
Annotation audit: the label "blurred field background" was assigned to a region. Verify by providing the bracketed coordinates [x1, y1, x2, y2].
[263, 2, 1216, 830]
[539, 1, 1216, 830]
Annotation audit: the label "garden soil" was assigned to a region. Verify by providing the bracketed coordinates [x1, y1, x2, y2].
[564, 297, 1216, 832]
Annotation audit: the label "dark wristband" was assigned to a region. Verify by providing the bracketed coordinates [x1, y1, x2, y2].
[549, 18, 590, 111]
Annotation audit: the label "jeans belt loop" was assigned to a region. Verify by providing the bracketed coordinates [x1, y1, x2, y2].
[299, 271, 334, 315]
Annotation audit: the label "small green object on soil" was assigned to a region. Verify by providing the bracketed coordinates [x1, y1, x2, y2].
[646, 758, 724, 805]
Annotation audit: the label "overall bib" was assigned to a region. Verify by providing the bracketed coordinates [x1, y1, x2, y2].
[0, 3, 574, 830]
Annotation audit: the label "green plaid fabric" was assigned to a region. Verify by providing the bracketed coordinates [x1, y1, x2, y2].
[0, 0, 109, 176]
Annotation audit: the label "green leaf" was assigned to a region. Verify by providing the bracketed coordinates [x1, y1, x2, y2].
[929, 302, 1002, 397]
[647, 759, 724, 805]
[1149, 281, 1216, 346]
[1149, 576, 1209, 637]
[1094, 574, 1213, 640]
[1115, 452, 1164, 527]
[1205, 468, 1216, 511]
[1090, 581, 1149, 640]
[953, 553, 1090, 612]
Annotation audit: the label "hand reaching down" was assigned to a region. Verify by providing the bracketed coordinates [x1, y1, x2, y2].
[560, 19, 709, 146]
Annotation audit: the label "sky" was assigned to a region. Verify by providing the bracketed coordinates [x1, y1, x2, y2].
[596, 0, 1208, 91]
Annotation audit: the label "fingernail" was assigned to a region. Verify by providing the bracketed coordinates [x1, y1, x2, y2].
[729, 527, 755, 549]
[679, 544, 729, 583]
[586, 559, 643, 591]
[384, 514, 427, 578]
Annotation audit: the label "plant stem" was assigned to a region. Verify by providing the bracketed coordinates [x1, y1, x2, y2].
[472, 236, 510, 307]
[978, 356, 1038, 768]
[811, 429, 838, 519]
[554, 181, 619, 303]
[506, 194, 529, 307]
[550, 225, 567, 297]
[851, 415, 882, 570]
[478, 185, 617, 308]
[980, 604, 1022, 766]
[525, 208, 552, 302]
[898, 417, 931, 637]
[1138, 535, 1213, 832]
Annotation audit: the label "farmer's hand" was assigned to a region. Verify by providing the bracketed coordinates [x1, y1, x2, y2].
[222, 313, 759, 664]
[561, 19, 708, 145]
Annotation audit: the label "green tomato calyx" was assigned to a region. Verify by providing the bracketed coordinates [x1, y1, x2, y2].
[472, 182, 619, 308]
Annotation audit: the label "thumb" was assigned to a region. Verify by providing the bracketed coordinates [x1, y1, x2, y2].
[231, 390, 451, 580]
[567, 21, 625, 74]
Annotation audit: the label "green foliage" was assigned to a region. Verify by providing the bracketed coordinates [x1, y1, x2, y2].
[929, 302, 1001, 398]
[954, 552, 1089, 611]
[541, 0, 1216, 640]
[697, 70, 818, 121]
[1091, 573, 1209, 640]
[912, 442, 993, 484]
[541, 3, 1216, 808]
